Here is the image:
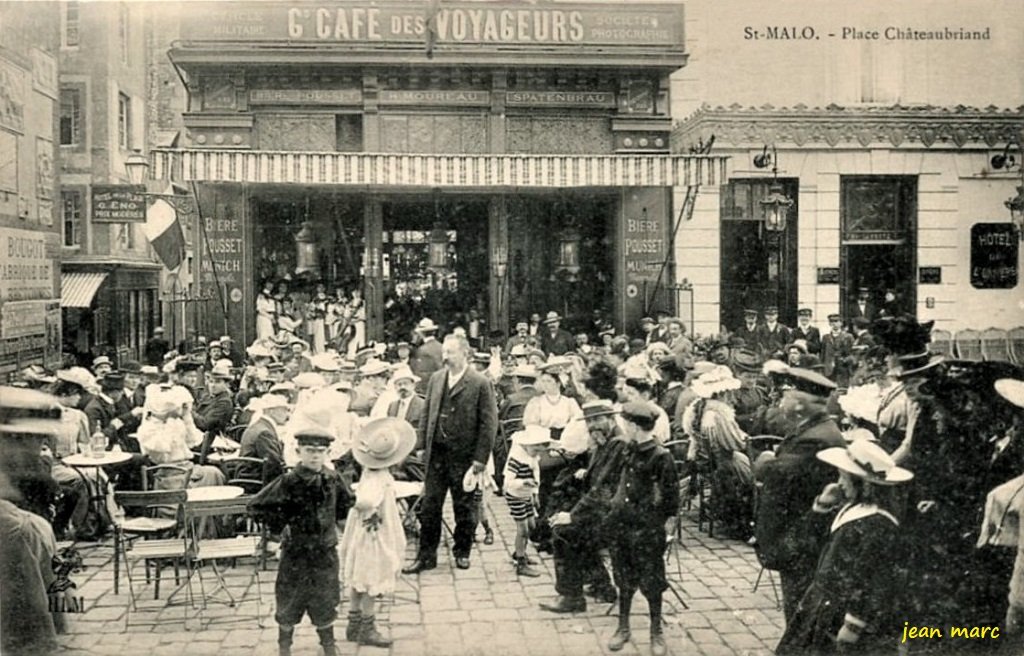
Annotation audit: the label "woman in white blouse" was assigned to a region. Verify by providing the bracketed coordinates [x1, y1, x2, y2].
[522, 366, 582, 441]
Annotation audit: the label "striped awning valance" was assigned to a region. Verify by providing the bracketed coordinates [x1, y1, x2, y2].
[151, 149, 727, 188]
[61, 272, 109, 308]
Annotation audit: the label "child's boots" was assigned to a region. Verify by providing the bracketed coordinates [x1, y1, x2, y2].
[277, 627, 294, 656]
[345, 609, 362, 642]
[515, 554, 541, 578]
[359, 615, 393, 648]
[316, 626, 338, 656]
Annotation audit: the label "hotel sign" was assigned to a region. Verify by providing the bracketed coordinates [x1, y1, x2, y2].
[250, 88, 362, 105]
[379, 89, 490, 106]
[181, 2, 684, 49]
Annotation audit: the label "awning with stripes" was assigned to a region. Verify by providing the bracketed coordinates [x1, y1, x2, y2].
[61, 272, 109, 308]
[152, 149, 727, 188]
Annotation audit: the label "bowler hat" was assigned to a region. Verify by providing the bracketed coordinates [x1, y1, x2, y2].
[581, 400, 619, 421]
[93, 356, 113, 368]
[121, 360, 142, 374]
[100, 371, 126, 391]
[353, 418, 416, 468]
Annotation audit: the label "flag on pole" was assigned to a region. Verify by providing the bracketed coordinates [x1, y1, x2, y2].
[144, 186, 185, 270]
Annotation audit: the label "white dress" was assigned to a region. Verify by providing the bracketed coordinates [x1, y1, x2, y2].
[256, 293, 276, 340]
[339, 468, 406, 596]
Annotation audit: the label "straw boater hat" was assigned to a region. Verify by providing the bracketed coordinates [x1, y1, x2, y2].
[995, 379, 1024, 409]
[310, 353, 341, 372]
[543, 311, 562, 325]
[292, 372, 326, 389]
[390, 364, 420, 384]
[581, 399, 619, 421]
[692, 365, 742, 399]
[359, 359, 391, 378]
[512, 364, 539, 380]
[511, 424, 552, 446]
[816, 439, 913, 485]
[354, 417, 416, 468]
[247, 343, 274, 359]
[415, 318, 439, 333]
[208, 361, 234, 380]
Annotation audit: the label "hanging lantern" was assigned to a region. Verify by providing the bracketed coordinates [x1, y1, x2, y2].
[556, 227, 581, 280]
[428, 224, 449, 270]
[1006, 184, 1024, 241]
[761, 182, 794, 232]
[294, 221, 319, 275]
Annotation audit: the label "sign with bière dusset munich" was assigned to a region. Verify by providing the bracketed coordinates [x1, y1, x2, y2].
[180, 2, 684, 49]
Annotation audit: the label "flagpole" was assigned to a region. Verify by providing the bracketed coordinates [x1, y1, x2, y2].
[190, 181, 230, 337]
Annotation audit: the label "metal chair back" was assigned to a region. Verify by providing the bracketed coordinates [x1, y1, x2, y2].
[219, 456, 267, 494]
[929, 329, 955, 358]
[981, 327, 1011, 362]
[142, 464, 192, 491]
[1009, 327, 1024, 365]
[955, 329, 983, 361]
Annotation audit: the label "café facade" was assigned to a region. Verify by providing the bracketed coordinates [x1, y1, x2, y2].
[672, 104, 1024, 335]
[150, 0, 726, 345]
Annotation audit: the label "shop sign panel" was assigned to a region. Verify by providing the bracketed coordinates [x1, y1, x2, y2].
[970, 223, 1018, 289]
[0, 227, 54, 302]
[181, 2, 684, 49]
[506, 90, 615, 108]
[0, 299, 47, 339]
[92, 185, 147, 223]
[249, 88, 363, 105]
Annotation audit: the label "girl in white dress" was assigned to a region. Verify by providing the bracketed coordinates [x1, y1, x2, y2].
[255, 281, 277, 341]
[339, 417, 415, 647]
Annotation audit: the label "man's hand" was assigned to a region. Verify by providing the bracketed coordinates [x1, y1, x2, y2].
[471, 460, 486, 474]
[131, 407, 144, 417]
[549, 511, 572, 527]
[362, 513, 383, 532]
[836, 624, 860, 645]
[110, 418, 124, 431]
[573, 468, 587, 480]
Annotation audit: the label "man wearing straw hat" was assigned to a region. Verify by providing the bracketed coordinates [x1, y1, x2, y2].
[240, 394, 291, 483]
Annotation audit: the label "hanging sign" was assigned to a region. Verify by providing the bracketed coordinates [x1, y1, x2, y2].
[92, 185, 147, 223]
[970, 223, 1018, 289]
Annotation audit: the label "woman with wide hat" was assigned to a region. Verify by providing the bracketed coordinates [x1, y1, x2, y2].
[777, 439, 912, 654]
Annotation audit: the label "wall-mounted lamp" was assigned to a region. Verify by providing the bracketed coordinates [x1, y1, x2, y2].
[993, 143, 1024, 241]
[753, 145, 793, 232]
[124, 149, 150, 185]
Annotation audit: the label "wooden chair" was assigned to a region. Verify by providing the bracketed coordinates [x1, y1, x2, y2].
[929, 329, 955, 358]
[981, 327, 1012, 362]
[1009, 327, 1024, 366]
[141, 463, 192, 491]
[746, 436, 785, 610]
[113, 489, 192, 627]
[955, 329, 984, 362]
[184, 496, 265, 627]
[220, 456, 267, 494]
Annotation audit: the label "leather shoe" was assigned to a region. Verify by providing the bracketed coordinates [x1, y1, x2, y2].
[607, 628, 631, 652]
[455, 556, 471, 569]
[539, 596, 586, 614]
[401, 558, 436, 574]
[650, 632, 667, 656]
[585, 584, 618, 604]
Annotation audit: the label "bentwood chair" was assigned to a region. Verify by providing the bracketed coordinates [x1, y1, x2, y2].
[929, 329, 955, 358]
[955, 329, 983, 361]
[1009, 327, 1024, 365]
[981, 327, 1011, 362]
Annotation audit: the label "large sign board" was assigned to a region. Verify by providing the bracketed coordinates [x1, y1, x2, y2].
[180, 2, 684, 49]
[970, 223, 1018, 289]
[92, 185, 148, 223]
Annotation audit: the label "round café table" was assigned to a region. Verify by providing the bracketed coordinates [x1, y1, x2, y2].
[63, 451, 134, 518]
[186, 485, 245, 502]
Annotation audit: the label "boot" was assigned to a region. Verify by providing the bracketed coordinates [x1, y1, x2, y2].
[346, 609, 362, 642]
[316, 626, 338, 656]
[515, 555, 541, 578]
[650, 631, 667, 656]
[277, 627, 294, 656]
[359, 615, 393, 648]
[510, 551, 538, 565]
[607, 627, 631, 652]
[483, 525, 495, 545]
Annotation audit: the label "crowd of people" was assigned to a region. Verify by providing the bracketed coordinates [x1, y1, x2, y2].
[3, 303, 1024, 656]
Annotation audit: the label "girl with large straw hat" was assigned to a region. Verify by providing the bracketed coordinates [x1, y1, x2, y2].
[777, 439, 912, 655]
[339, 417, 415, 648]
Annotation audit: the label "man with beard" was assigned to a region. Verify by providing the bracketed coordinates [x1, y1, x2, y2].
[754, 368, 845, 624]
[505, 320, 532, 354]
[539, 312, 575, 357]
[240, 394, 291, 484]
[541, 400, 627, 613]
[386, 365, 425, 430]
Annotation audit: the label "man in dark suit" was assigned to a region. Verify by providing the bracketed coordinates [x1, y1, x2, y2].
[505, 320, 532, 355]
[539, 311, 575, 356]
[791, 308, 821, 355]
[761, 306, 792, 359]
[144, 327, 170, 366]
[733, 309, 763, 354]
[404, 334, 497, 573]
[193, 362, 235, 463]
[386, 365, 425, 431]
[411, 317, 443, 393]
[820, 314, 854, 384]
[848, 287, 877, 325]
[239, 393, 290, 483]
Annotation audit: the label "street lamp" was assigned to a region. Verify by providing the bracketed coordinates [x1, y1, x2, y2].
[753, 145, 794, 232]
[556, 227, 581, 280]
[993, 143, 1024, 241]
[125, 149, 150, 185]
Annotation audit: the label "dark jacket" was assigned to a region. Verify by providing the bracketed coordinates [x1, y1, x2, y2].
[754, 414, 845, 572]
[607, 439, 679, 530]
[733, 322, 763, 351]
[239, 417, 286, 482]
[248, 464, 351, 554]
[848, 300, 877, 324]
[569, 435, 631, 530]
[412, 339, 443, 391]
[762, 323, 793, 357]
[144, 338, 170, 366]
[539, 328, 576, 356]
[193, 389, 234, 462]
[386, 395, 425, 431]
[418, 367, 497, 469]
[821, 331, 855, 380]
[791, 325, 822, 355]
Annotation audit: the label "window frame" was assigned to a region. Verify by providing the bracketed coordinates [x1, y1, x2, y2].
[62, 189, 83, 248]
[61, 1, 80, 49]
[117, 92, 131, 150]
[59, 86, 83, 147]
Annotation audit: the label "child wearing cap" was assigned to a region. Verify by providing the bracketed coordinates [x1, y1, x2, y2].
[248, 427, 353, 656]
[339, 417, 415, 647]
[777, 440, 912, 654]
[503, 425, 551, 578]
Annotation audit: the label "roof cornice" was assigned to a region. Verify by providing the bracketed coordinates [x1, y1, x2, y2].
[672, 103, 1024, 152]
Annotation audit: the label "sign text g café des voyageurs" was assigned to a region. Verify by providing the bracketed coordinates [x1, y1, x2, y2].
[157, 1, 725, 345]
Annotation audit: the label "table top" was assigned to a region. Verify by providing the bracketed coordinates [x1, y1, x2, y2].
[394, 481, 424, 499]
[206, 452, 239, 464]
[186, 485, 245, 502]
[63, 451, 134, 467]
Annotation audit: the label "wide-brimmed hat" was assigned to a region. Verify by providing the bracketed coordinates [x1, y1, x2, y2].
[292, 372, 326, 389]
[692, 365, 741, 399]
[20, 365, 56, 385]
[894, 351, 945, 378]
[543, 311, 562, 325]
[310, 353, 340, 372]
[247, 343, 274, 359]
[208, 362, 234, 380]
[778, 367, 835, 397]
[512, 364, 539, 380]
[415, 318, 439, 333]
[390, 364, 420, 384]
[359, 359, 391, 378]
[817, 440, 913, 485]
[731, 349, 761, 374]
[140, 365, 161, 378]
[995, 379, 1024, 409]
[581, 400, 619, 421]
[354, 417, 416, 468]
[762, 359, 790, 377]
[511, 424, 552, 446]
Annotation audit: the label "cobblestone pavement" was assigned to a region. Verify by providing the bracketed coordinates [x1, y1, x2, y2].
[58, 497, 784, 656]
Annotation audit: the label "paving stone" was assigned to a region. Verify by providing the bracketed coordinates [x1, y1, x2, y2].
[687, 628, 725, 644]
